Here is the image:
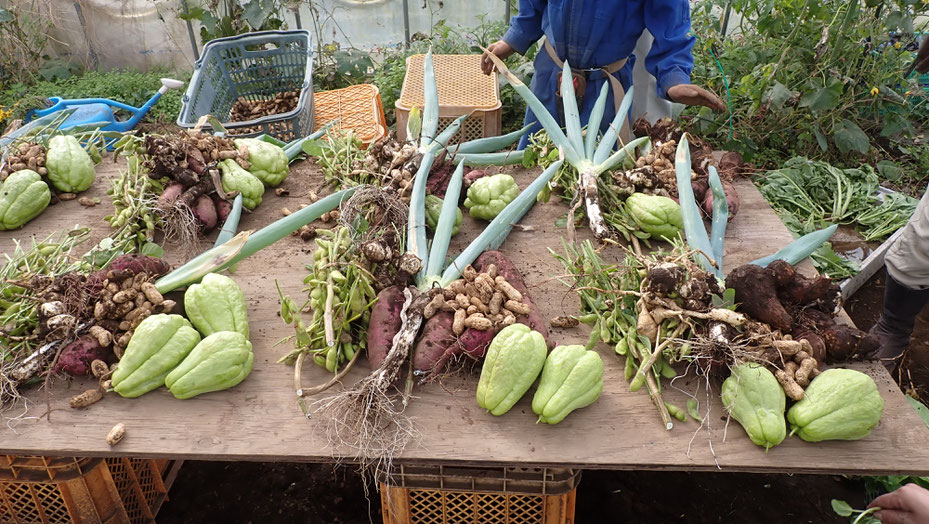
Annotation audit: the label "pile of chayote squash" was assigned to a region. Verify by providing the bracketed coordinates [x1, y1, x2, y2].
[0, 135, 96, 230]
[112, 273, 254, 399]
[722, 363, 884, 450]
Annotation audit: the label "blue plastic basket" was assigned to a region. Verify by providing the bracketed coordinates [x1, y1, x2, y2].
[177, 30, 314, 141]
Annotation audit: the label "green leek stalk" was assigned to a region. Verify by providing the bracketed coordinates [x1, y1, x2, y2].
[452, 150, 526, 165]
[214, 194, 244, 247]
[155, 188, 356, 293]
[674, 135, 719, 276]
[420, 51, 439, 147]
[481, 46, 647, 240]
[408, 148, 435, 285]
[440, 160, 564, 286]
[425, 162, 465, 281]
[750, 224, 838, 267]
[584, 83, 610, 159]
[453, 124, 534, 154]
[707, 166, 728, 267]
[286, 121, 337, 161]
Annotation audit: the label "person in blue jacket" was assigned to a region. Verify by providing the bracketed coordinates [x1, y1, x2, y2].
[481, 0, 725, 149]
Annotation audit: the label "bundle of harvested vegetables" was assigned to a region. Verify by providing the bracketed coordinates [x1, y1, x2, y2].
[483, 49, 650, 240]
[310, 51, 561, 474]
[230, 90, 300, 123]
[278, 226, 376, 374]
[0, 142, 47, 180]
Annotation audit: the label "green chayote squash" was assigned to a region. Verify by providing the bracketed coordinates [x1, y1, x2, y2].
[721, 363, 786, 450]
[476, 324, 547, 416]
[234, 138, 288, 187]
[531, 345, 604, 424]
[425, 194, 461, 236]
[111, 314, 201, 398]
[464, 173, 519, 220]
[45, 135, 95, 193]
[624, 192, 683, 240]
[220, 159, 264, 209]
[787, 368, 884, 442]
[165, 331, 254, 399]
[184, 273, 249, 338]
[0, 170, 50, 230]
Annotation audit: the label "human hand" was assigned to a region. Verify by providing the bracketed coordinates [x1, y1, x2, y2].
[482, 40, 516, 75]
[916, 36, 929, 74]
[667, 84, 727, 112]
[868, 483, 929, 523]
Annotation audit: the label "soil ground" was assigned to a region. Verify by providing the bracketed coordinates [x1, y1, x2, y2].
[159, 272, 927, 523]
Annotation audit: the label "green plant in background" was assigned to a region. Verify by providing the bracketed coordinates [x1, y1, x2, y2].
[0, 4, 54, 87]
[178, 0, 285, 43]
[0, 68, 190, 128]
[686, 0, 928, 167]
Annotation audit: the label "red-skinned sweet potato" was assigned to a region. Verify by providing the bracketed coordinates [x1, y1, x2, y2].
[473, 250, 552, 346]
[701, 180, 740, 219]
[159, 182, 185, 205]
[53, 336, 110, 376]
[792, 330, 827, 363]
[85, 255, 172, 294]
[212, 194, 232, 223]
[366, 285, 406, 370]
[413, 310, 498, 376]
[194, 194, 218, 232]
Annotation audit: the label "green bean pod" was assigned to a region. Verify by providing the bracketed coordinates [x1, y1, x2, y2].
[665, 402, 687, 422]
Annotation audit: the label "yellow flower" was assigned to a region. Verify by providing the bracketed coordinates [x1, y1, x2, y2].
[894, 42, 902, 49]
[870, 87, 880, 96]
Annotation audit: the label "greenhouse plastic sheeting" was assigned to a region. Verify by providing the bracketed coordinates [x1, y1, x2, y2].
[40, 0, 195, 71]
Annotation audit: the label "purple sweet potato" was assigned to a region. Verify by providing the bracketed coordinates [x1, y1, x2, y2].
[413, 311, 497, 376]
[366, 285, 406, 370]
[159, 182, 184, 205]
[85, 255, 172, 293]
[473, 250, 552, 346]
[701, 180, 740, 219]
[53, 336, 110, 376]
[194, 194, 218, 232]
[212, 194, 232, 223]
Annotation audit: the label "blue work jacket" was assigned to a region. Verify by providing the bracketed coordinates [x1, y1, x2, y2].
[503, 0, 695, 149]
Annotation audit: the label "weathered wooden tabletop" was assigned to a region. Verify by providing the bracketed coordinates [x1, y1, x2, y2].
[1, 159, 928, 475]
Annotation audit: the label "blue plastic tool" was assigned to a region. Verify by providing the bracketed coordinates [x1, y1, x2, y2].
[24, 78, 185, 134]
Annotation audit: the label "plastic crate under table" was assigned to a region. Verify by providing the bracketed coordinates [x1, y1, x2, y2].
[0, 456, 181, 524]
[380, 465, 578, 524]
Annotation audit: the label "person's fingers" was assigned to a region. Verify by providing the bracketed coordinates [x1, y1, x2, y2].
[873, 509, 913, 524]
[870, 490, 906, 510]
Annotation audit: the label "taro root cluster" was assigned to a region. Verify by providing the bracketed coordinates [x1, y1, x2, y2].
[0, 142, 47, 180]
[635, 257, 833, 401]
[145, 131, 246, 232]
[633, 117, 744, 219]
[726, 260, 878, 364]
[356, 131, 419, 201]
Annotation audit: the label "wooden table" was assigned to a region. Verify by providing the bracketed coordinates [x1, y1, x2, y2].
[2, 160, 928, 476]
